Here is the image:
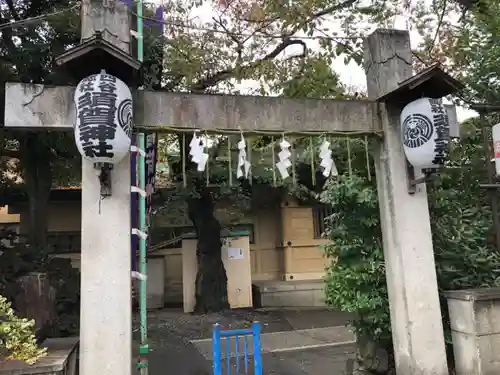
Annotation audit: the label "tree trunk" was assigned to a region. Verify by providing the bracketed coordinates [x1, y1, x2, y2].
[20, 134, 52, 250]
[187, 186, 229, 313]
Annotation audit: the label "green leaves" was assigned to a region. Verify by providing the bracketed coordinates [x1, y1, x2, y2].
[419, 0, 500, 105]
[321, 174, 391, 347]
[0, 295, 47, 364]
[279, 56, 344, 99]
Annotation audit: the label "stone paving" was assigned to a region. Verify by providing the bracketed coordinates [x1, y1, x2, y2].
[215, 345, 356, 375]
[192, 326, 355, 359]
[132, 307, 356, 375]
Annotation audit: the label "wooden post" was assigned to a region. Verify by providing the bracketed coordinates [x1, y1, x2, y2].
[79, 1, 132, 374]
[364, 29, 448, 374]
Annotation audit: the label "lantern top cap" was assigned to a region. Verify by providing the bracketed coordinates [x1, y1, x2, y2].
[54, 31, 141, 85]
[377, 63, 464, 106]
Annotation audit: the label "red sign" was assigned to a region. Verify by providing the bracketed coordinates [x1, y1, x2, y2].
[495, 141, 500, 158]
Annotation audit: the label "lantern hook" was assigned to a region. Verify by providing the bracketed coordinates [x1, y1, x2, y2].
[407, 162, 436, 195]
[95, 162, 113, 197]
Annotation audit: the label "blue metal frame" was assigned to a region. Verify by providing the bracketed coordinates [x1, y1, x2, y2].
[212, 322, 262, 375]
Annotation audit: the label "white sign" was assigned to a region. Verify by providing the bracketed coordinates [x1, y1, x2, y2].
[400, 97, 450, 170]
[189, 132, 209, 171]
[319, 140, 337, 177]
[493, 124, 500, 177]
[276, 138, 291, 179]
[228, 247, 244, 260]
[237, 135, 251, 179]
[74, 71, 132, 164]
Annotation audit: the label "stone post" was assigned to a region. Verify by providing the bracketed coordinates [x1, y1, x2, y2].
[15, 272, 56, 337]
[445, 288, 500, 375]
[363, 29, 448, 374]
[79, 1, 132, 374]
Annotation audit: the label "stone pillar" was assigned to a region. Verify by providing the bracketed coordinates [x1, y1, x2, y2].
[80, 156, 132, 375]
[79, 1, 132, 374]
[15, 272, 56, 336]
[363, 29, 448, 374]
[445, 288, 500, 375]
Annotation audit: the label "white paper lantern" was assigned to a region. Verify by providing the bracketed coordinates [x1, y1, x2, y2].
[74, 71, 132, 164]
[400, 97, 450, 170]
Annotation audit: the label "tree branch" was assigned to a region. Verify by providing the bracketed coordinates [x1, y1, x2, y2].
[312, 25, 363, 62]
[212, 15, 244, 66]
[190, 38, 306, 92]
[26, 0, 45, 18]
[4, 0, 20, 20]
[280, 0, 358, 38]
[163, 73, 186, 91]
[308, 0, 358, 22]
[161, 38, 199, 91]
[190, 0, 356, 92]
[429, 0, 448, 55]
[0, 24, 18, 57]
[213, 16, 243, 47]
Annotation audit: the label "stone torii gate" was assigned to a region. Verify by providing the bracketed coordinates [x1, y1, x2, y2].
[3, 1, 461, 374]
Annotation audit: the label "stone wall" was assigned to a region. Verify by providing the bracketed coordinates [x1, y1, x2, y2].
[445, 288, 500, 375]
[15, 272, 56, 338]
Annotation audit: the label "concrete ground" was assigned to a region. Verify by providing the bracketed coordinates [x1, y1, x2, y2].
[213, 345, 356, 375]
[132, 308, 356, 375]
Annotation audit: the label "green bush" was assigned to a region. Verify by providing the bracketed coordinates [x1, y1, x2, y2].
[0, 229, 80, 338]
[321, 168, 500, 368]
[0, 295, 47, 364]
[321, 175, 391, 350]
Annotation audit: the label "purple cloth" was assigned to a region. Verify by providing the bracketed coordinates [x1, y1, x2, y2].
[145, 133, 158, 250]
[131, 133, 138, 271]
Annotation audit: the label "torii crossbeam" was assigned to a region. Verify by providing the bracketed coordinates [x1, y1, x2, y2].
[5, 83, 379, 134]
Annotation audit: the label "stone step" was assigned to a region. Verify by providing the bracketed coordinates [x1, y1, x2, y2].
[191, 325, 356, 360]
[253, 280, 326, 307]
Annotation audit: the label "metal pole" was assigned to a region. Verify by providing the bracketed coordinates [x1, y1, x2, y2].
[136, 1, 148, 374]
[480, 112, 500, 252]
[137, 0, 144, 62]
[252, 322, 263, 375]
[212, 324, 222, 375]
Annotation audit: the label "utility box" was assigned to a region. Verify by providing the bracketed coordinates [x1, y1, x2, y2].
[182, 231, 253, 313]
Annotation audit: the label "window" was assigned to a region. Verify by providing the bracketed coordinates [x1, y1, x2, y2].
[313, 205, 333, 239]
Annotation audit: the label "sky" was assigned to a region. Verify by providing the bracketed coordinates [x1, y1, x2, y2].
[150, 0, 478, 122]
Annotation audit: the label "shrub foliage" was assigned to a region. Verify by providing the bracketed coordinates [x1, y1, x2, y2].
[0, 295, 46, 364]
